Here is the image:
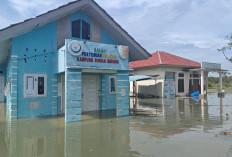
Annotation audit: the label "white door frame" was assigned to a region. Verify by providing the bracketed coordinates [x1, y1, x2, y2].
[82, 75, 99, 112]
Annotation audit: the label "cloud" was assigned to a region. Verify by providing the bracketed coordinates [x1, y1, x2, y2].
[7, 0, 68, 17]
[1, 0, 232, 74]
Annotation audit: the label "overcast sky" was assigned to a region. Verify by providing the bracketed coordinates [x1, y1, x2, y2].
[0, 0, 231, 75]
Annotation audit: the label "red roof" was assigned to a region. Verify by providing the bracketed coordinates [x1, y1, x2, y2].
[129, 51, 201, 69]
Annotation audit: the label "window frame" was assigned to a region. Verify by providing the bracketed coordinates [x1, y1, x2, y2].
[178, 79, 185, 93]
[71, 19, 81, 38]
[24, 74, 47, 98]
[109, 76, 116, 95]
[71, 19, 91, 40]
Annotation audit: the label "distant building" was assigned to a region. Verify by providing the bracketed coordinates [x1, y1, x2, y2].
[129, 51, 209, 98]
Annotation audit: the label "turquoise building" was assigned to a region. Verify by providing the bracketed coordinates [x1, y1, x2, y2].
[0, 0, 150, 122]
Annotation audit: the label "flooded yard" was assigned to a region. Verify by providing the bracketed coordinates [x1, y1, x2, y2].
[0, 93, 232, 157]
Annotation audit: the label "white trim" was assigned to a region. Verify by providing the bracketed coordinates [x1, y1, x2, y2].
[82, 69, 116, 74]
[117, 80, 128, 82]
[118, 86, 128, 88]
[67, 86, 81, 89]
[24, 74, 47, 98]
[68, 79, 81, 82]
[67, 72, 81, 74]
[117, 74, 129, 76]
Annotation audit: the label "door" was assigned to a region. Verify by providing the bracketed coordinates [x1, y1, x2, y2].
[82, 75, 99, 112]
[0, 76, 4, 103]
[61, 74, 65, 114]
[189, 79, 200, 94]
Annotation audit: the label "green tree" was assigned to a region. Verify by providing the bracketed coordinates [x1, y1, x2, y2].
[218, 34, 232, 62]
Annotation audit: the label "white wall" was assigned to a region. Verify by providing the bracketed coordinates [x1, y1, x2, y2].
[130, 67, 165, 97]
[130, 66, 205, 97]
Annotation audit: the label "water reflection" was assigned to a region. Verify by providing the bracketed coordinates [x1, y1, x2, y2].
[0, 93, 231, 157]
[1, 111, 135, 157]
[130, 95, 225, 138]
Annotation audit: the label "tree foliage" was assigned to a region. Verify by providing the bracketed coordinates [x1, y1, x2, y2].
[218, 34, 232, 62]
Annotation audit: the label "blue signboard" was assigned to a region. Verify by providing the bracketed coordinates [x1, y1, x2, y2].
[65, 40, 129, 70]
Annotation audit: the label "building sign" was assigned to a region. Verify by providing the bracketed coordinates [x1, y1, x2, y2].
[66, 40, 129, 70]
[119, 45, 129, 59]
[202, 62, 221, 70]
[68, 40, 82, 56]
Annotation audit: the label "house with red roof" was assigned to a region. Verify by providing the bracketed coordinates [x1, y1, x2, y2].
[129, 51, 209, 98]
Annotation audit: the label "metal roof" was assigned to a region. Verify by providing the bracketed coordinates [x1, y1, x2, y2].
[129, 51, 201, 69]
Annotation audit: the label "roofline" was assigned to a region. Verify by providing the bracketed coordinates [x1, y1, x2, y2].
[129, 64, 201, 69]
[0, 0, 87, 40]
[0, 0, 150, 59]
[89, 0, 150, 58]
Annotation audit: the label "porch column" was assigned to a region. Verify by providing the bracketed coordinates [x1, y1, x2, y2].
[200, 70, 205, 99]
[116, 71, 130, 116]
[219, 73, 223, 93]
[218, 72, 224, 97]
[65, 69, 82, 122]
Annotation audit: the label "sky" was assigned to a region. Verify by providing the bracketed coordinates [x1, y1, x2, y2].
[0, 0, 232, 75]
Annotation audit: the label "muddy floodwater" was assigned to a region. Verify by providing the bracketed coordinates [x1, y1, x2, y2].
[0, 93, 232, 157]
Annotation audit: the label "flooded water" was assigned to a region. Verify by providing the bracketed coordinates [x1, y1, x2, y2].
[0, 93, 232, 157]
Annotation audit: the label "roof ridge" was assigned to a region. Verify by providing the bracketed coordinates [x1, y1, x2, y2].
[157, 51, 162, 64]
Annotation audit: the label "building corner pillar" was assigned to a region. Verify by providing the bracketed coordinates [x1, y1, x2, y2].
[199, 70, 205, 99]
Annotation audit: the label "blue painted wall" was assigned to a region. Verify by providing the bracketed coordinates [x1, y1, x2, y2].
[101, 74, 116, 110]
[0, 62, 6, 84]
[101, 30, 118, 45]
[11, 22, 57, 118]
[70, 11, 91, 41]
[117, 71, 130, 116]
[0, 62, 7, 103]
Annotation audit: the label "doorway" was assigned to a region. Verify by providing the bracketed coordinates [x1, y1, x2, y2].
[0, 76, 4, 103]
[82, 75, 99, 112]
[189, 79, 200, 94]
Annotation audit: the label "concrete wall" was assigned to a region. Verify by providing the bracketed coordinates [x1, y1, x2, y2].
[57, 15, 70, 49]
[101, 74, 117, 110]
[101, 30, 118, 45]
[91, 19, 101, 43]
[130, 66, 203, 97]
[11, 22, 57, 118]
[117, 71, 130, 116]
[65, 69, 82, 122]
[130, 66, 165, 97]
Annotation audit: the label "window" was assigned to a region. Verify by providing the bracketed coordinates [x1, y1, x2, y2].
[82, 20, 90, 40]
[178, 79, 184, 93]
[72, 20, 81, 38]
[24, 74, 47, 97]
[109, 76, 116, 94]
[38, 77, 45, 95]
[72, 19, 90, 40]
[178, 73, 184, 77]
